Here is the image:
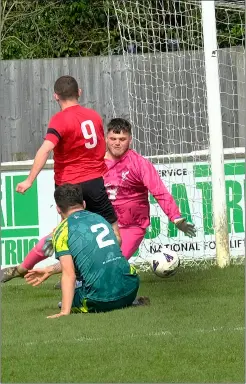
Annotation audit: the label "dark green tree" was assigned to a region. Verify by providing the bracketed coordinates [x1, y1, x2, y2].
[0, 0, 120, 59]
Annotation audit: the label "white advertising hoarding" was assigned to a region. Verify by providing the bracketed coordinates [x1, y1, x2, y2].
[1, 169, 59, 268]
[133, 158, 245, 263]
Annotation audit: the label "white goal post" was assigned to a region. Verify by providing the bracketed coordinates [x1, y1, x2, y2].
[201, 0, 229, 267]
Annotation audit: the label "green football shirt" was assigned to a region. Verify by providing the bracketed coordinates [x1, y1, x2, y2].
[52, 210, 139, 302]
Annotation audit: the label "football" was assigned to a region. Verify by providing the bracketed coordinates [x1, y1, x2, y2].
[150, 249, 180, 278]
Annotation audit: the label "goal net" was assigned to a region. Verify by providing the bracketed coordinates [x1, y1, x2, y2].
[106, 0, 245, 266]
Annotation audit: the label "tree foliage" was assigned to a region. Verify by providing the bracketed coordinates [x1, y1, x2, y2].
[0, 0, 119, 59]
[0, 0, 244, 60]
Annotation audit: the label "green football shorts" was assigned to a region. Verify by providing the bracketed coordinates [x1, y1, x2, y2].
[71, 285, 139, 314]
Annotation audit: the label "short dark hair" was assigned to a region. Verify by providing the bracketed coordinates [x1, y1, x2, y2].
[107, 118, 132, 135]
[54, 184, 84, 213]
[54, 76, 79, 100]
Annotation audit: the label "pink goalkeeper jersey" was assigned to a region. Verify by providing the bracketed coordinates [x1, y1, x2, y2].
[104, 149, 181, 229]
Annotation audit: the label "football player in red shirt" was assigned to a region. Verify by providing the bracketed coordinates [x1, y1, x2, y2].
[1, 76, 120, 282]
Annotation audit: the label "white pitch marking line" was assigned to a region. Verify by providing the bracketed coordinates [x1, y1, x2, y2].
[2, 326, 245, 347]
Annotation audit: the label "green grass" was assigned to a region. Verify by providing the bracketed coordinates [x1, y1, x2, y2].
[1, 265, 245, 383]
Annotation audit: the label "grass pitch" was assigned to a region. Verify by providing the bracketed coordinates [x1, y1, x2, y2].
[1, 265, 245, 383]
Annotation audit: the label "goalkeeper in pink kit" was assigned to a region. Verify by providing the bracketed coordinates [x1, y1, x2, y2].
[104, 118, 196, 259]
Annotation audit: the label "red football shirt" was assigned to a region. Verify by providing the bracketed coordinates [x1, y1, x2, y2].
[45, 105, 107, 185]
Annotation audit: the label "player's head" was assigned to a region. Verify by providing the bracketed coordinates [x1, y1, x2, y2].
[106, 118, 132, 158]
[54, 76, 82, 103]
[54, 184, 85, 218]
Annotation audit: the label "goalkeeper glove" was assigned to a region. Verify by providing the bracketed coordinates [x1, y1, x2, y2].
[174, 218, 196, 238]
[42, 236, 54, 258]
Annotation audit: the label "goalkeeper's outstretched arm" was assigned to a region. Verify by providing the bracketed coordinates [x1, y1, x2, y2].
[137, 155, 196, 237]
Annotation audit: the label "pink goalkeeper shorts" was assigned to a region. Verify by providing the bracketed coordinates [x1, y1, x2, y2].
[120, 227, 146, 260]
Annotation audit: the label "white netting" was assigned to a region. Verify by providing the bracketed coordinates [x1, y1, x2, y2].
[216, 2, 245, 149]
[106, 0, 245, 266]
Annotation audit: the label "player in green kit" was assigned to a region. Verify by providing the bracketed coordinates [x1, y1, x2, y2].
[25, 184, 149, 318]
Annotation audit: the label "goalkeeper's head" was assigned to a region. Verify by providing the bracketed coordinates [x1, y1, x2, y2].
[106, 118, 132, 158]
[54, 184, 86, 219]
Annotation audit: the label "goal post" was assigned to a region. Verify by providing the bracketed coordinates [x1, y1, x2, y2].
[106, 0, 245, 267]
[201, 0, 230, 267]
